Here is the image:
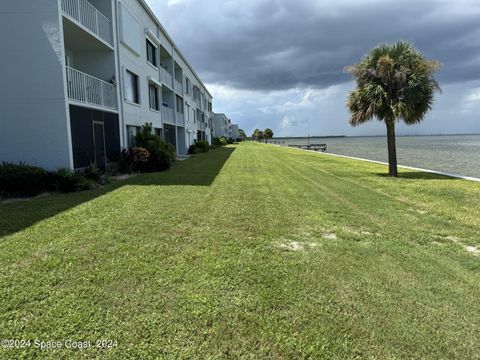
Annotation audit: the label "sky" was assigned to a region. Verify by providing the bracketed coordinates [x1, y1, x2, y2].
[146, 0, 480, 137]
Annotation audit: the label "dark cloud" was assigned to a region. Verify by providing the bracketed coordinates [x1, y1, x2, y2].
[148, 0, 480, 91]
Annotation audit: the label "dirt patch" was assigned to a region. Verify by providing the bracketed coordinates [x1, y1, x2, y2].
[445, 236, 461, 243]
[443, 236, 480, 256]
[409, 208, 429, 215]
[465, 246, 480, 256]
[322, 233, 337, 240]
[279, 241, 318, 252]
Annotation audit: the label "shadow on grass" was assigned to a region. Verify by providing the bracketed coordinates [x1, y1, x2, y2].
[127, 147, 235, 186]
[375, 171, 456, 180]
[0, 147, 235, 238]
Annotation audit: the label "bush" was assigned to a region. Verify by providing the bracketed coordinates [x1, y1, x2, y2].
[212, 137, 228, 147]
[0, 162, 106, 198]
[197, 140, 210, 153]
[82, 163, 102, 182]
[134, 123, 175, 172]
[118, 147, 150, 174]
[189, 140, 210, 154]
[55, 168, 95, 193]
[0, 162, 49, 197]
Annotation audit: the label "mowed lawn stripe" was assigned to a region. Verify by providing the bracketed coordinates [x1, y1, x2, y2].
[1, 142, 480, 358]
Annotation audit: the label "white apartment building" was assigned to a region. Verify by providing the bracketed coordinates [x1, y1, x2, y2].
[213, 113, 230, 139]
[213, 113, 241, 141]
[0, 0, 214, 170]
[230, 124, 240, 140]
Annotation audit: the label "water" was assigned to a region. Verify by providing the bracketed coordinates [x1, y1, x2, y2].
[274, 135, 480, 178]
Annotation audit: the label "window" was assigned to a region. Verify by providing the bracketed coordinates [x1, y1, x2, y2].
[146, 39, 157, 67]
[149, 83, 159, 111]
[208, 101, 212, 112]
[125, 70, 140, 104]
[186, 103, 190, 122]
[193, 85, 200, 101]
[185, 77, 190, 94]
[176, 95, 184, 114]
[127, 126, 139, 147]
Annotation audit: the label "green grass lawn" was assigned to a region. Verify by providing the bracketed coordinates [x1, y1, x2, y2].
[1, 142, 480, 359]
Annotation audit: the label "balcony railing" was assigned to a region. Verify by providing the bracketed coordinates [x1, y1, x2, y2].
[176, 112, 185, 127]
[61, 0, 112, 46]
[160, 68, 173, 88]
[174, 79, 183, 94]
[162, 105, 175, 124]
[66, 67, 117, 110]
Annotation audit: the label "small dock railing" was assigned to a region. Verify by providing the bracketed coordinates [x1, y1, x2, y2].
[288, 144, 327, 152]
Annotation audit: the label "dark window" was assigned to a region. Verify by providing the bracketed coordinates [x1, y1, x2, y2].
[125, 70, 139, 104]
[149, 83, 159, 111]
[176, 95, 184, 113]
[127, 126, 139, 147]
[146, 39, 157, 67]
[185, 77, 190, 94]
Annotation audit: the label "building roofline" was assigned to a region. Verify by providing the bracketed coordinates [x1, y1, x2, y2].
[138, 0, 213, 99]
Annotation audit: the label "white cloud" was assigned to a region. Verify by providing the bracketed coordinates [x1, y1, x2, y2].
[466, 88, 480, 102]
[281, 116, 293, 128]
[260, 85, 343, 114]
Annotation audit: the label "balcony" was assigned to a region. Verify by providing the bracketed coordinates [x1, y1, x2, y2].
[176, 112, 185, 127]
[66, 67, 117, 110]
[162, 105, 175, 124]
[174, 79, 183, 95]
[61, 0, 112, 46]
[160, 68, 173, 89]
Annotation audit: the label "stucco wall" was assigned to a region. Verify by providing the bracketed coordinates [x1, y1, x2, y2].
[0, 0, 72, 170]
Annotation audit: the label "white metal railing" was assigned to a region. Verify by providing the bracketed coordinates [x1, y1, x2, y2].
[66, 67, 117, 110]
[174, 79, 183, 94]
[176, 112, 184, 126]
[160, 68, 173, 88]
[162, 105, 174, 124]
[61, 0, 112, 45]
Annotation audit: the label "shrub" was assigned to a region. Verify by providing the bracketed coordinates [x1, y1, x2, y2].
[188, 144, 197, 155]
[55, 169, 89, 193]
[135, 123, 175, 172]
[0, 162, 49, 197]
[212, 137, 228, 147]
[82, 163, 102, 182]
[189, 140, 210, 154]
[118, 147, 150, 174]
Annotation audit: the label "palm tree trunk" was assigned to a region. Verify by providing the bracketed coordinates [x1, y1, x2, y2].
[386, 120, 398, 177]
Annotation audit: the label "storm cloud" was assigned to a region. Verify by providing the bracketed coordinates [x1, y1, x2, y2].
[146, 0, 480, 136]
[148, 0, 479, 90]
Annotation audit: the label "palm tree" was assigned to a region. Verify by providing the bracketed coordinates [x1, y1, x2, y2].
[346, 41, 442, 177]
[264, 128, 274, 143]
[256, 130, 264, 142]
[252, 129, 260, 141]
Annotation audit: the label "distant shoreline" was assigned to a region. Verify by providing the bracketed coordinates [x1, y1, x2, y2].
[274, 133, 480, 139]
